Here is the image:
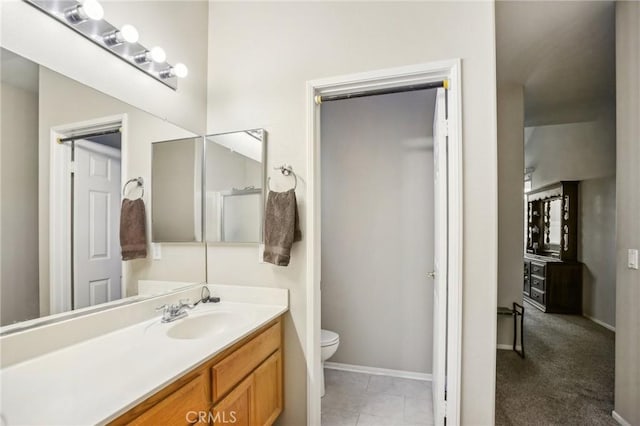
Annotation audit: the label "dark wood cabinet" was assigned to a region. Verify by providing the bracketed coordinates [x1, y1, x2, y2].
[524, 181, 582, 313]
[523, 255, 582, 313]
[526, 181, 579, 262]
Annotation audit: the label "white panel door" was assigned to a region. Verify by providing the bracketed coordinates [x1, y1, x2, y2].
[432, 87, 448, 426]
[73, 140, 122, 309]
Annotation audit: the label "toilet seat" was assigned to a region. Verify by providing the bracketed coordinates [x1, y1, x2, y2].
[321, 329, 339, 347]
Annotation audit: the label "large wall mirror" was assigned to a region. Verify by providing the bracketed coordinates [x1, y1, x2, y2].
[204, 130, 266, 244]
[0, 48, 206, 332]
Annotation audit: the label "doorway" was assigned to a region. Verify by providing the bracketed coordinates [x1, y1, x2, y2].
[50, 116, 127, 314]
[319, 87, 438, 425]
[306, 62, 463, 426]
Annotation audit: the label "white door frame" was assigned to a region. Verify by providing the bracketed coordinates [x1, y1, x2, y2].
[305, 60, 463, 426]
[49, 114, 128, 314]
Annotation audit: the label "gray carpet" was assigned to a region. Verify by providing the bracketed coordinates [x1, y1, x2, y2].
[496, 301, 616, 426]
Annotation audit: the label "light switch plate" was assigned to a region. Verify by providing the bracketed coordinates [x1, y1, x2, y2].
[152, 243, 162, 260]
[628, 249, 639, 270]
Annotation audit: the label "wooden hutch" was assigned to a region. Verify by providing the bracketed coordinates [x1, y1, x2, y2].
[524, 181, 582, 314]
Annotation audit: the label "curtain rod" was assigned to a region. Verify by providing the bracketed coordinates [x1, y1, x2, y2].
[57, 128, 121, 144]
[314, 80, 447, 105]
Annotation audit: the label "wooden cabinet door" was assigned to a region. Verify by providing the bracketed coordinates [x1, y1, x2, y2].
[253, 350, 283, 426]
[129, 371, 209, 426]
[212, 374, 254, 426]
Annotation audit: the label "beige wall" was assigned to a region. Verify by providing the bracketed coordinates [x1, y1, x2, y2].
[0, 1, 208, 135]
[38, 68, 206, 313]
[497, 83, 525, 347]
[0, 82, 40, 325]
[206, 2, 499, 424]
[321, 90, 435, 374]
[614, 2, 640, 425]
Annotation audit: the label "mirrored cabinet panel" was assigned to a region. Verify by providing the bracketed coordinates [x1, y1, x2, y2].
[204, 129, 266, 244]
[151, 137, 204, 243]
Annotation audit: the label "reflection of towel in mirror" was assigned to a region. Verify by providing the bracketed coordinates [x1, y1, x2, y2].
[263, 189, 301, 266]
[120, 198, 147, 260]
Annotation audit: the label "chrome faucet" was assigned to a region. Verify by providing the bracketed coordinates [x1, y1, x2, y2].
[156, 299, 195, 323]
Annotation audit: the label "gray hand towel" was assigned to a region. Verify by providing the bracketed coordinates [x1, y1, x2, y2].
[120, 198, 147, 260]
[263, 189, 301, 266]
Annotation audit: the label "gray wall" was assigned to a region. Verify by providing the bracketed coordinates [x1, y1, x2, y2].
[525, 108, 616, 329]
[320, 90, 435, 374]
[580, 176, 616, 328]
[497, 84, 525, 347]
[0, 81, 40, 326]
[614, 2, 640, 424]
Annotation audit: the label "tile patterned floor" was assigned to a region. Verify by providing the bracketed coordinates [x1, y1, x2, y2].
[321, 369, 434, 426]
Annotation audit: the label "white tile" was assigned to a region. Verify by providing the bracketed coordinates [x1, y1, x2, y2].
[360, 393, 405, 419]
[322, 389, 367, 413]
[404, 396, 434, 425]
[321, 408, 359, 426]
[357, 413, 431, 426]
[367, 375, 431, 399]
[325, 369, 371, 393]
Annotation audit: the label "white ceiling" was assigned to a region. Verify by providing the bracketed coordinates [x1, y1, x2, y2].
[496, 1, 615, 126]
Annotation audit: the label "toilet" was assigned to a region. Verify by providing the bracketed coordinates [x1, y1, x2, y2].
[320, 329, 340, 397]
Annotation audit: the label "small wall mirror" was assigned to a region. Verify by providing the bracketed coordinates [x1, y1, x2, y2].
[204, 129, 266, 244]
[544, 197, 562, 252]
[152, 137, 204, 242]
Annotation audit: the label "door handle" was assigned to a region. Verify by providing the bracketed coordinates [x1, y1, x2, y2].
[427, 271, 436, 279]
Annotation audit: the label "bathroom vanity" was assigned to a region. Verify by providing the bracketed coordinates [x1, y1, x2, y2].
[111, 317, 283, 425]
[0, 284, 288, 426]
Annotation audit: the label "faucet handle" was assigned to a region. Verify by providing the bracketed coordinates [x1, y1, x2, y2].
[155, 304, 169, 312]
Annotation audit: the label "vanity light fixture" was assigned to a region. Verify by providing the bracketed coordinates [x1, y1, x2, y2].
[23, 0, 185, 90]
[103, 24, 139, 46]
[64, 0, 104, 23]
[159, 63, 189, 79]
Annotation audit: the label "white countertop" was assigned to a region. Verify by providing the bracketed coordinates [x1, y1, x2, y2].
[0, 294, 287, 426]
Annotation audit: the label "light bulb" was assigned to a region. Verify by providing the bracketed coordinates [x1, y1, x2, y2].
[149, 47, 166, 63]
[120, 24, 139, 43]
[173, 63, 188, 78]
[81, 0, 104, 20]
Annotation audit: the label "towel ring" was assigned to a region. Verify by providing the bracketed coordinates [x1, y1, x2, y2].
[267, 165, 297, 191]
[123, 177, 144, 199]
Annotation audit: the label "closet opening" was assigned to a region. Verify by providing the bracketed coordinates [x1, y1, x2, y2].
[306, 62, 463, 426]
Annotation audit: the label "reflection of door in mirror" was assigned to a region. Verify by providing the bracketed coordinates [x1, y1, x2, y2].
[73, 139, 122, 309]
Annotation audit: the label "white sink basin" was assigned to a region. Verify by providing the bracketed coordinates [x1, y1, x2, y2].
[166, 311, 242, 340]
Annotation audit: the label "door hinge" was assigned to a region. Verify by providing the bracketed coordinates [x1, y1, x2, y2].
[69, 161, 76, 174]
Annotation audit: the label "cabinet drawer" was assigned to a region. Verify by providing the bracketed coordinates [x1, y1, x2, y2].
[130, 371, 209, 426]
[213, 321, 281, 402]
[530, 262, 545, 277]
[530, 287, 545, 305]
[531, 275, 545, 292]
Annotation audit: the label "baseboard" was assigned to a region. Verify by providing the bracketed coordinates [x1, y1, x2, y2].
[584, 315, 616, 332]
[612, 410, 631, 426]
[497, 344, 523, 351]
[324, 361, 432, 381]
